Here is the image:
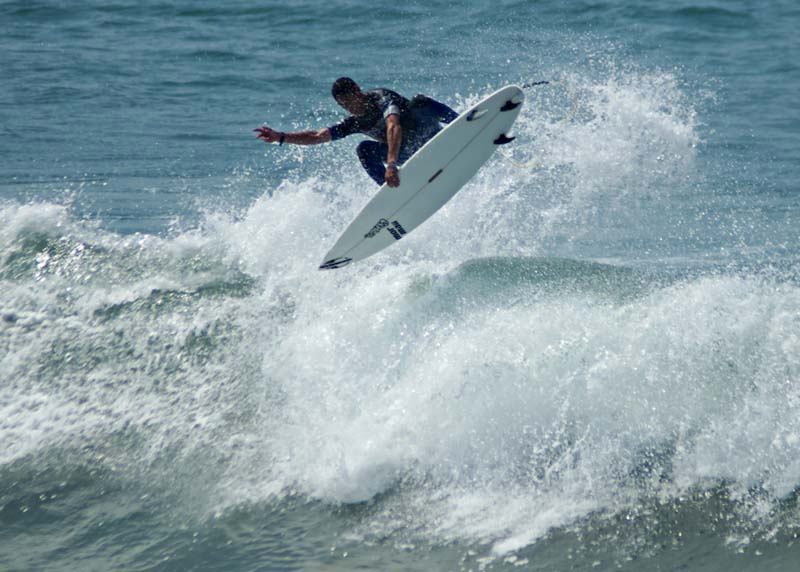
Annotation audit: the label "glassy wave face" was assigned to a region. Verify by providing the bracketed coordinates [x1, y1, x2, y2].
[2, 0, 799, 570]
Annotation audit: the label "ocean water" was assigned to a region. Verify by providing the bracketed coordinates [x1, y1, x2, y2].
[1, 0, 799, 570]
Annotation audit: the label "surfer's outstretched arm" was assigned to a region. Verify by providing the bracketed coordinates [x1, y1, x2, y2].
[254, 126, 332, 145]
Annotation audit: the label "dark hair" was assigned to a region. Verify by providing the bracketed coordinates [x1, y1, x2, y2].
[331, 77, 359, 100]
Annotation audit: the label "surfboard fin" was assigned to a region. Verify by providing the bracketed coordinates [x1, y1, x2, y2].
[494, 134, 516, 145]
[466, 108, 488, 121]
[500, 100, 522, 112]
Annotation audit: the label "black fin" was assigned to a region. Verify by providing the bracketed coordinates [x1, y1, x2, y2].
[428, 168, 444, 183]
[494, 134, 516, 145]
[466, 108, 488, 121]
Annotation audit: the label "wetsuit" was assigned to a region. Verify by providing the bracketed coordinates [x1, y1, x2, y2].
[328, 88, 458, 185]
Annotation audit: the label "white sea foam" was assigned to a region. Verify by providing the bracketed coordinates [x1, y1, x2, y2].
[1, 73, 796, 558]
[0, 202, 70, 248]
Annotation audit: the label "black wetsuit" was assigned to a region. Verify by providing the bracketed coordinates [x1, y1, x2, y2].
[328, 88, 458, 185]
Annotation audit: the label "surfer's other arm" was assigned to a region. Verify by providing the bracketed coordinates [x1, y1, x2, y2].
[254, 126, 332, 145]
[384, 114, 401, 187]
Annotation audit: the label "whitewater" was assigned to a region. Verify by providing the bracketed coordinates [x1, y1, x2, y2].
[2, 1, 799, 570]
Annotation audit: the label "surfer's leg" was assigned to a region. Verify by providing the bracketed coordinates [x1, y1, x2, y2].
[405, 98, 458, 152]
[411, 94, 459, 124]
[357, 140, 389, 185]
[425, 98, 459, 123]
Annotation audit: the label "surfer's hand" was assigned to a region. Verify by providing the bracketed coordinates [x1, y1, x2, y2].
[254, 126, 281, 143]
[385, 165, 400, 187]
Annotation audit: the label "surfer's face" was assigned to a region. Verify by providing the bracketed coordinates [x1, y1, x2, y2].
[336, 91, 368, 116]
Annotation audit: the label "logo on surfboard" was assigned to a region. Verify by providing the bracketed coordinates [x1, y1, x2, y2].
[387, 220, 407, 240]
[364, 219, 407, 240]
[364, 218, 390, 238]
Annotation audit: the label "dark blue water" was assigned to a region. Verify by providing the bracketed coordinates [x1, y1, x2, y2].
[2, 1, 799, 570]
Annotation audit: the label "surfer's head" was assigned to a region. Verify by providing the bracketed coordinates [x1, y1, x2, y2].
[332, 77, 368, 115]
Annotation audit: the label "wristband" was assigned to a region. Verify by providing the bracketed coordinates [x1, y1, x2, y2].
[386, 162, 398, 170]
[279, 132, 286, 146]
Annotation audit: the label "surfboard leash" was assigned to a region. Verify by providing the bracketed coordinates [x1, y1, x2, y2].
[522, 80, 552, 89]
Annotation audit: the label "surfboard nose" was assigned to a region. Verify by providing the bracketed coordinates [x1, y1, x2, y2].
[319, 257, 353, 270]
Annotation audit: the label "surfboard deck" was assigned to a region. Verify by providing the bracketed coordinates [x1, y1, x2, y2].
[320, 85, 524, 270]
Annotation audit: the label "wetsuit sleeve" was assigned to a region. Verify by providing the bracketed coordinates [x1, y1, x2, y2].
[378, 92, 404, 119]
[328, 116, 360, 141]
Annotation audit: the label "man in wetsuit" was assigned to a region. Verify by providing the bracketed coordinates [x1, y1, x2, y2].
[254, 77, 458, 187]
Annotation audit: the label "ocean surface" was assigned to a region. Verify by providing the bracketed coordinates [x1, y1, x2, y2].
[1, 1, 799, 570]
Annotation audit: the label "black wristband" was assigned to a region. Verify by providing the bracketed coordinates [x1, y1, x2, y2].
[279, 132, 286, 146]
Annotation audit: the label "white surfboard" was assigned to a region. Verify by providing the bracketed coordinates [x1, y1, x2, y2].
[319, 85, 524, 270]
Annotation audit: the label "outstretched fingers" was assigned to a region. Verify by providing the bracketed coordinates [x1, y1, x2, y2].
[253, 126, 275, 141]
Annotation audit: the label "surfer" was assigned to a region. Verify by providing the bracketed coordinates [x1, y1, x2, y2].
[254, 77, 458, 187]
